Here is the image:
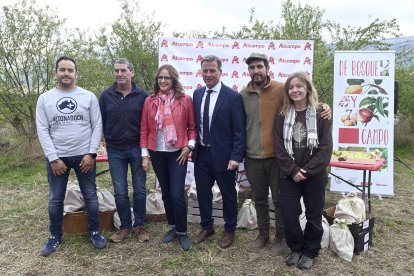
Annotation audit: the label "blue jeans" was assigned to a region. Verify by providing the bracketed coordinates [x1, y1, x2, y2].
[149, 150, 188, 234]
[107, 147, 147, 228]
[46, 155, 99, 238]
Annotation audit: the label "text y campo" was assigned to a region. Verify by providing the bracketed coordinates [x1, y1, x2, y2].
[361, 129, 388, 145]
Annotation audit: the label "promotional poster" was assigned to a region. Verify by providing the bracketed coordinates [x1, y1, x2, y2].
[330, 51, 395, 196]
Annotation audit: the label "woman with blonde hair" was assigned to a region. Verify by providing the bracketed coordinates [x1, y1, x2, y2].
[274, 72, 332, 270]
[140, 64, 197, 251]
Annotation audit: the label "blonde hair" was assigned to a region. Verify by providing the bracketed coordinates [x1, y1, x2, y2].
[279, 72, 319, 116]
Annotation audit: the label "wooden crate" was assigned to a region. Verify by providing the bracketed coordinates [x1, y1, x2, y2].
[187, 199, 225, 225]
[63, 210, 116, 235]
[187, 198, 279, 228]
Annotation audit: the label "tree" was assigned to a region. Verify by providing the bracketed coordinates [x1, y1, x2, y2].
[199, 0, 402, 107]
[213, 8, 282, 40]
[279, 0, 333, 103]
[0, 0, 66, 140]
[64, 30, 114, 93]
[395, 63, 414, 132]
[95, 0, 162, 92]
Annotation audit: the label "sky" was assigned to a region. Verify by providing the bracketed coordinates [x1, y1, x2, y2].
[2, 0, 413, 38]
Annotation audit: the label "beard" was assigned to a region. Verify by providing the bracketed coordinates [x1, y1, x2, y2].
[252, 74, 266, 86]
[57, 77, 76, 89]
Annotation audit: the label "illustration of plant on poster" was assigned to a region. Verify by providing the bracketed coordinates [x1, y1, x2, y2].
[330, 51, 395, 197]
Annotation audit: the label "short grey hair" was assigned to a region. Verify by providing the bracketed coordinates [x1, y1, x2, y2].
[115, 58, 134, 71]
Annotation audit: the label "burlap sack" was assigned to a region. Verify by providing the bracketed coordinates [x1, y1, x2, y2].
[97, 190, 116, 212]
[321, 216, 330, 248]
[146, 189, 165, 215]
[63, 181, 84, 214]
[329, 219, 354, 262]
[237, 199, 257, 230]
[335, 192, 366, 224]
[184, 161, 195, 191]
[187, 180, 197, 200]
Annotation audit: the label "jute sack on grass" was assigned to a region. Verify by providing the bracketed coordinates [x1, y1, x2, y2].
[334, 192, 366, 224]
[63, 181, 84, 214]
[237, 199, 257, 230]
[321, 216, 330, 248]
[187, 181, 197, 200]
[97, 190, 116, 212]
[329, 218, 354, 262]
[146, 189, 165, 215]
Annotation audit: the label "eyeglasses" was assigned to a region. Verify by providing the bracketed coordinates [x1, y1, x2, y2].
[157, 76, 172, 81]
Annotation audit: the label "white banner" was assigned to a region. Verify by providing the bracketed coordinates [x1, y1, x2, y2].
[330, 51, 395, 197]
[158, 37, 314, 190]
[158, 37, 314, 95]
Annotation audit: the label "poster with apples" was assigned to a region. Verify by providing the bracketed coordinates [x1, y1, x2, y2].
[330, 51, 395, 197]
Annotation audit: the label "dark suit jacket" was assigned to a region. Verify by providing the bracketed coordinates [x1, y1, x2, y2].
[193, 82, 246, 172]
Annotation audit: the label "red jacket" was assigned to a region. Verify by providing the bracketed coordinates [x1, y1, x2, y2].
[140, 94, 197, 151]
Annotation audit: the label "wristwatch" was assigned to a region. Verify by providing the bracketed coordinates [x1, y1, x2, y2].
[88, 153, 97, 159]
[187, 145, 194, 151]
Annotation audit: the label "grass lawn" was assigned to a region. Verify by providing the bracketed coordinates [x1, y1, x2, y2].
[0, 152, 413, 276]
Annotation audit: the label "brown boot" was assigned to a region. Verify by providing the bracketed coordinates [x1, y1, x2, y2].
[194, 229, 215, 244]
[219, 232, 235, 249]
[271, 232, 288, 256]
[110, 228, 132, 243]
[251, 228, 270, 248]
[133, 226, 149, 242]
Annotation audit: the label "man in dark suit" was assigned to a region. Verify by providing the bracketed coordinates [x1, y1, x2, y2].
[192, 55, 246, 249]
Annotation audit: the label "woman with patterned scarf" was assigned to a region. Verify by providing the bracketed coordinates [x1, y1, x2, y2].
[274, 72, 333, 270]
[140, 64, 197, 251]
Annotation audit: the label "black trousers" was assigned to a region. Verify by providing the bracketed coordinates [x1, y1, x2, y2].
[279, 176, 327, 258]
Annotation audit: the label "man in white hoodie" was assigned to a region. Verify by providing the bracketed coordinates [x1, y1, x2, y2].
[36, 56, 106, 256]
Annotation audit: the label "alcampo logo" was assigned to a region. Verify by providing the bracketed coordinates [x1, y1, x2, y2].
[57, 97, 77, 114]
[160, 40, 169, 47]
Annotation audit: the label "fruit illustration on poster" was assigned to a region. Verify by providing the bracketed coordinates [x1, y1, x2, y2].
[344, 79, 387, 95]
[358, 96, 389, 126]
[340, 109, 358, 126]
[344, 84, 363, 94]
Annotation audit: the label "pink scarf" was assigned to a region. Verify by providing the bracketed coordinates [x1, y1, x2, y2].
[155, 90, 177, 147]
